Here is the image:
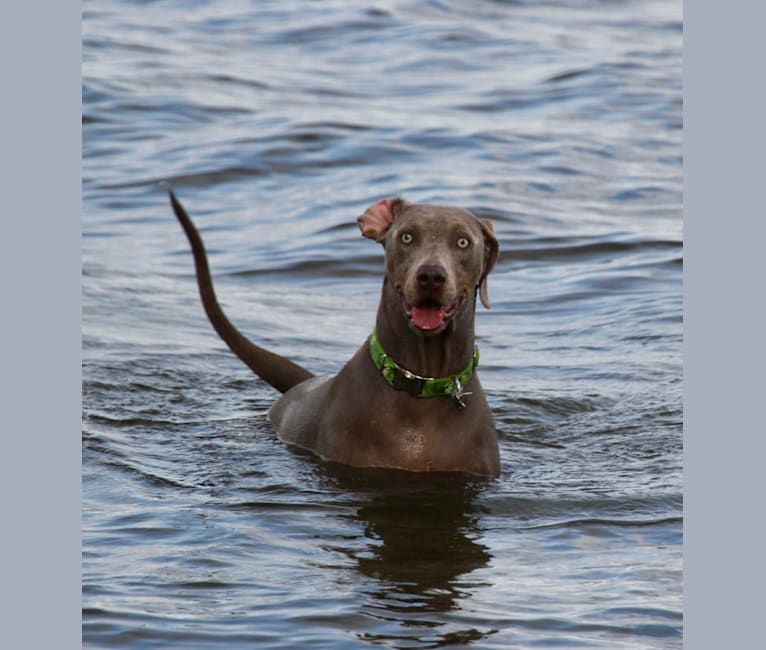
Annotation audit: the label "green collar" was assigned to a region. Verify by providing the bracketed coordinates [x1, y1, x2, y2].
[368, 329, 479, 409]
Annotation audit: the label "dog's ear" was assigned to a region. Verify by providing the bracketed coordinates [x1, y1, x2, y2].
[357, 198, 406, 242]
[478, 218, 499, 309]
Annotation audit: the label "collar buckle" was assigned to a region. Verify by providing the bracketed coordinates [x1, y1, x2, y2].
[390, 366, 428, 397]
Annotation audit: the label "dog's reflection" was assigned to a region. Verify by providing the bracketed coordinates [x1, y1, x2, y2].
[323, 466, 493, 619]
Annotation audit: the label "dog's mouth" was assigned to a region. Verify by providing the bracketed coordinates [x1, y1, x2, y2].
[399, 293, 462, 331]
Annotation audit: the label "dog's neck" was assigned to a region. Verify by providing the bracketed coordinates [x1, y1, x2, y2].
[375, 279, 477, 379]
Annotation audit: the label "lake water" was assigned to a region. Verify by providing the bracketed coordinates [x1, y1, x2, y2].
[82, 0, 683, 647]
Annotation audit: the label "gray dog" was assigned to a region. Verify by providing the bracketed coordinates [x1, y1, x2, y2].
[170, 191, 500, 476]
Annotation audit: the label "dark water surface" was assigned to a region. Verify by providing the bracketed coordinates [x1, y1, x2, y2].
[82, 0, 682, 647]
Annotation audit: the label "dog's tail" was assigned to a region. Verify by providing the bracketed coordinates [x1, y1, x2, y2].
[168, 189, 314, 393]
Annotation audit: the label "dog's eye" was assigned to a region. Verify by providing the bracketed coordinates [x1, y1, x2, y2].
[401, 232, 414, 244]
[457, 237, 470, 249]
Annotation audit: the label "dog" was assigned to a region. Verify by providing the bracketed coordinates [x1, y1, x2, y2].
[169, 191, 500, 476]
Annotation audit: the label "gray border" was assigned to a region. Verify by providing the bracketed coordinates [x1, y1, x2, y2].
[0, 3, 81, 649]
[685, 1, 766, 647]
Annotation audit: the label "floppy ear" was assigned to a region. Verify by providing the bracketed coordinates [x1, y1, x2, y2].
[478, 218, 499, 309]
[357, 198, 405, 242]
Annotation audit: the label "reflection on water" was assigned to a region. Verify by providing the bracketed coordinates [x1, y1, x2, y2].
[328, 468, 495, 645]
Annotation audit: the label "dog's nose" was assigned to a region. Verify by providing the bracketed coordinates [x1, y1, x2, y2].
[417, 264, 447, 291]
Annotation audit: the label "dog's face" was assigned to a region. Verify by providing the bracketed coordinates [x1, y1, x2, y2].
[358, 198, 499, 334]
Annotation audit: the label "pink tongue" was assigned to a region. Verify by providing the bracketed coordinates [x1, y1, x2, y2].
[411, 304, 444, 330]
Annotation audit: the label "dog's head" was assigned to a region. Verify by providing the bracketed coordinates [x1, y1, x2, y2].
[357, 198, 499, 334]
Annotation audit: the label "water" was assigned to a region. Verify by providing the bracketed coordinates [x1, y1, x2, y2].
[82, 0, 683, 647]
